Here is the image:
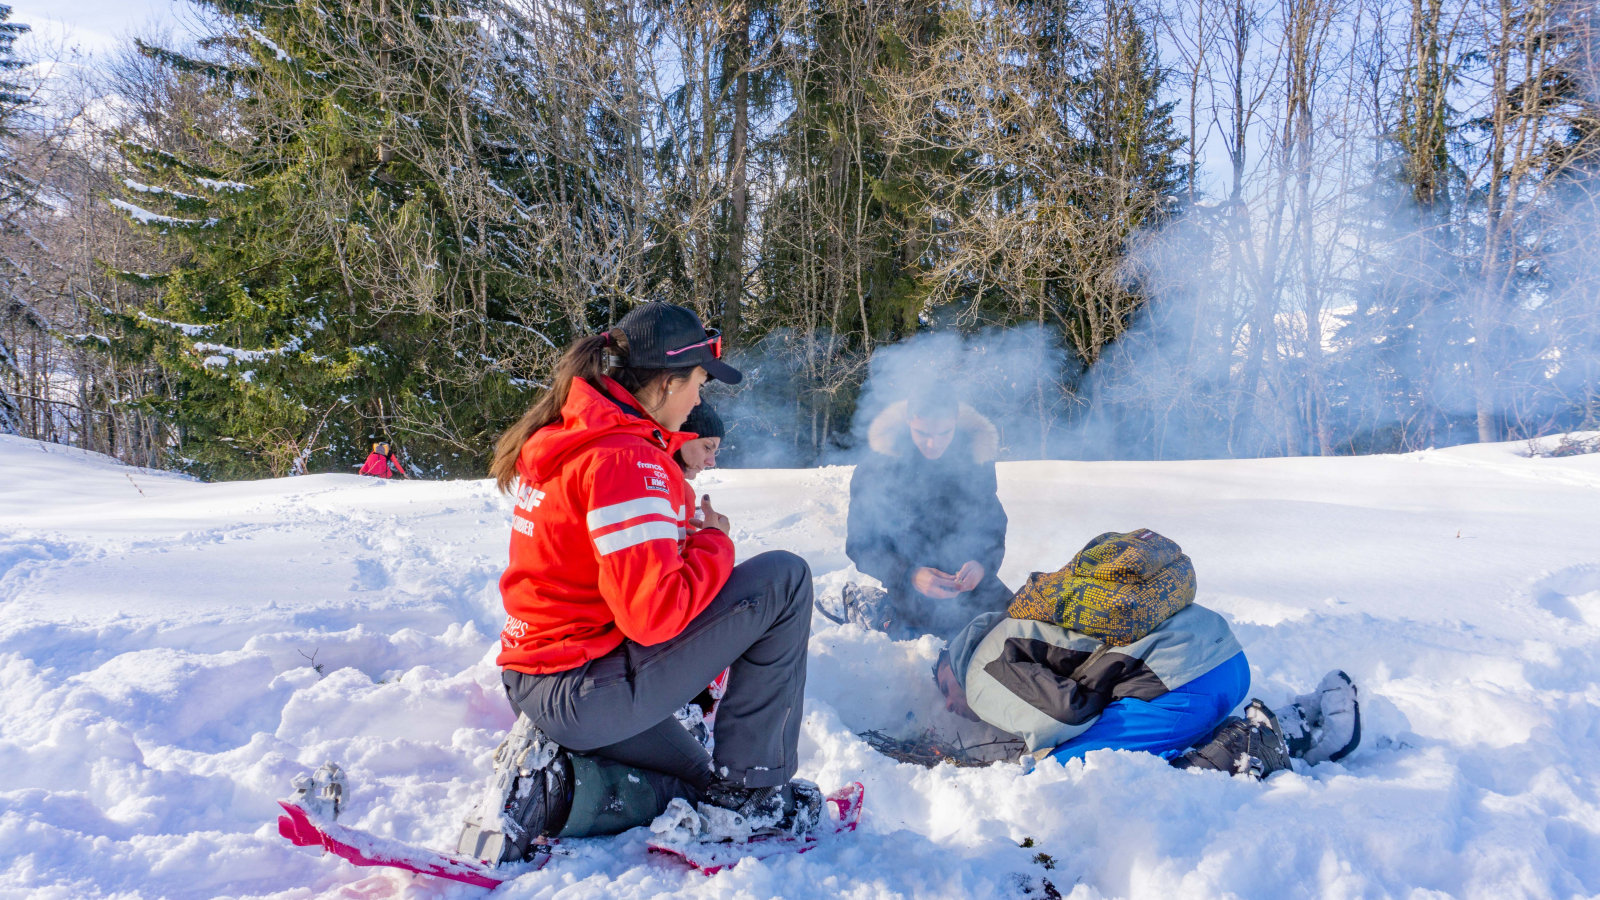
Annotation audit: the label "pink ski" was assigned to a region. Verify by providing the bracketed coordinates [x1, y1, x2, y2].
[647, 782, 865, 875]
[277, 800, 537, 888]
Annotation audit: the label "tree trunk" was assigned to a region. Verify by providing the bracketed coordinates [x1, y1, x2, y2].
[1474, 336, 1498, 443]
[721, 0, 751, 347]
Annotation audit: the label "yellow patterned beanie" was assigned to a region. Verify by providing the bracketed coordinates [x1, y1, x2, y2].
[1006, 529, 1196, 646]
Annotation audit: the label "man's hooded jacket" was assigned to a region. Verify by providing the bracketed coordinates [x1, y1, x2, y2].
[846, 401, 1008, 598]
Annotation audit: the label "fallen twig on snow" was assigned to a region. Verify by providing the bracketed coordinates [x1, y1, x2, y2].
[858, 729, 1024, 768]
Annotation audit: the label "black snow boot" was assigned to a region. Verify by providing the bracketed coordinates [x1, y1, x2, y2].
[1172, 700, 1293, 780]
[1275, 670, 1361, 764]
[703, 778, 825, 836]
[461, 715, 681, 863]
[559, 754, 675, 838]
[458, 715, 574, 864]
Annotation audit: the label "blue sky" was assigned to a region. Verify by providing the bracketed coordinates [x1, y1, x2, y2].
[10, 0, 181, 57]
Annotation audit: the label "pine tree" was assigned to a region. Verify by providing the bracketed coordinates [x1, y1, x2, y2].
[109, 137, 366, 478]
[0, 319, 20, 434]
[1329, 0, 1474, 452]
[740, 0, 943, 461]
[1542, 0, 1600, 431]
[112, 0, 561, 479]
[1062, 0, 1187, 344]
[1075, 1, 1187, 212]
[0, 2, 29, 435]
[0, 4, 29, 137]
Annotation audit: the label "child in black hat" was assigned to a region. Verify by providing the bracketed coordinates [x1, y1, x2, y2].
[676, 403, 724, 480]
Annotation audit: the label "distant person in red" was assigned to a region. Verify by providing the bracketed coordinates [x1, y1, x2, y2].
[359, 442, 408, 479]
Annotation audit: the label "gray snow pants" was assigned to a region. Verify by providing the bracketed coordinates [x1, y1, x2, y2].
[502, 550, 814, 798]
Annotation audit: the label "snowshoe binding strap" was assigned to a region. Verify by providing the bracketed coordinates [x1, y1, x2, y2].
[1242, 700, 1294, 776]
[785, 780, 825, 836]
[290, 761, 346, 820]
[693, 777, 827, 841]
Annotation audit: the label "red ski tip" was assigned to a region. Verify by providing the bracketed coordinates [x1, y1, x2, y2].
[275, 800, 514, 889]
[277, 812, 321, 847]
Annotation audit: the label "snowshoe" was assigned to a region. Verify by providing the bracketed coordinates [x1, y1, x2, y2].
[1275, 670, 1361, 764]
[1172, 699, 1293, 779]
[814, 592, 848, 625]
[701, 781, 787, 834]
[787, 780, 826, 835]
[842, 583, 896, 632]
[675, 701, 712, 751]
[647, 781, 864, 874]
[278, 718, 675, 887]
[278, 762, 516, 888]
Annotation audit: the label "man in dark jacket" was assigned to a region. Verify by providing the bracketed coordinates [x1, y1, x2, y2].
[844, 383, 1011, 637]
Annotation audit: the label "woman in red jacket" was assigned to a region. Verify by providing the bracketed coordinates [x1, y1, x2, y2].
[489, 303, 817, 846]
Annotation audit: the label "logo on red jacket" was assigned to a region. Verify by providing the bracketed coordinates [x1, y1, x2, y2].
[643, 474, 671, 494]
[502, 615, 530, 641]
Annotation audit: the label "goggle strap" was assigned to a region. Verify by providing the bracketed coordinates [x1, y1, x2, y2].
[664, 330, 723, 360]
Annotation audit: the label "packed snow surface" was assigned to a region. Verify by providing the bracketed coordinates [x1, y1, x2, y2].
[3, 433, 1600, 899]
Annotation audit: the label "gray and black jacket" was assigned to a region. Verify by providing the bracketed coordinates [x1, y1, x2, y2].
[946, 604, 1243, 752]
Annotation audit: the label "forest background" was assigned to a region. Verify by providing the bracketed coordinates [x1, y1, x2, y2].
[0, 0, 1596, 478]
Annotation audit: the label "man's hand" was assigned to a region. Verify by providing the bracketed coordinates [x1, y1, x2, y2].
[692, 494, 731, 534]
[912, 567, 962, 599]
[953, 561, 985, 593]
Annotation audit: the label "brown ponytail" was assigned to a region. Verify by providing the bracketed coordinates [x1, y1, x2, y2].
[489, 330, 697, 492]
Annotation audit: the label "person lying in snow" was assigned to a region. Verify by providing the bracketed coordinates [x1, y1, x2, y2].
[931, 530, 1361, 775]
[674, 402, 723, 481]
[483, 302, 822, 860]
[840, 381, 1012, 637]
[358, 442, 408, 478]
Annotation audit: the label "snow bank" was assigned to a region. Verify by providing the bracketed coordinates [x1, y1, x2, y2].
[3, 433, 1599, 899]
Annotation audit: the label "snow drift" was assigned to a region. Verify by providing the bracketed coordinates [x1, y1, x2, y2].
[2, 433, 1599, 899]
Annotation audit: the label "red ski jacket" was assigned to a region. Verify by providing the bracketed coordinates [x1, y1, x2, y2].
[496, 377, 736, 674]
[359, 453, 405, 478]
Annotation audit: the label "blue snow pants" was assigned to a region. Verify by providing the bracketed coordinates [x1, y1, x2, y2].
[1049, 651, 1251, 763]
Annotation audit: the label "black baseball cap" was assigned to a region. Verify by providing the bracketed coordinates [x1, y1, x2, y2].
[615, 303, 743, 384]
